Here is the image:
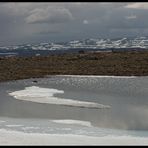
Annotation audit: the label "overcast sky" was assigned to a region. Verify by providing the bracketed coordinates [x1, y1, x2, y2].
[0, 2, 148, 46]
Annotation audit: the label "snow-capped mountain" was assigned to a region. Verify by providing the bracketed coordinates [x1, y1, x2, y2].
[1, 36, 148, 51]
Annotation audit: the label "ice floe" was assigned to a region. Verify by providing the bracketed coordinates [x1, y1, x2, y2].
[9, 86, 110, 109]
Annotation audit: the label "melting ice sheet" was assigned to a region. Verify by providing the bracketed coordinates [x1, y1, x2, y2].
[9, 86, 110, 109]
[0, 128, 148, 145]
[51, 119, 92, 127]
[56, 75, 137, 78]
[1, 116, 148, 145]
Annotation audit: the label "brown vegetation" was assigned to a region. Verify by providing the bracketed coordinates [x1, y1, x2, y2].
[0, 51, 148, 82]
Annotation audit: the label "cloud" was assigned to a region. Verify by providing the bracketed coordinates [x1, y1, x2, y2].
[125, 3, 148, 9]
[1, 2, 148, 46]
[0, 3, 33, 16]
[25, 6, 73, 24]
[35, 28, 62, 35]
[83, 20, 88, 24]
[126, 15, 137, 19]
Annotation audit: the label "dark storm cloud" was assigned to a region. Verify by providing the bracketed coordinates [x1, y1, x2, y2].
[0, 2, 148, 46]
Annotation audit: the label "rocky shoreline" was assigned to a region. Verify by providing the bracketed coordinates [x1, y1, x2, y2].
[0, 51, 148, 82]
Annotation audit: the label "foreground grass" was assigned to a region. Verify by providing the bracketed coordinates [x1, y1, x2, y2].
[0, 51, 148, 82]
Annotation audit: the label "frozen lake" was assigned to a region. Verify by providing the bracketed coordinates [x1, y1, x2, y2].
[0, 75, 148, 145]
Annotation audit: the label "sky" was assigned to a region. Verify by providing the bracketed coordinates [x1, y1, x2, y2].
[0, 2, 148, 46]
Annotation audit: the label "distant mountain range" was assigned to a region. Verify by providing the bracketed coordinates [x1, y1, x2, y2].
[0, 36, 148, 57]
